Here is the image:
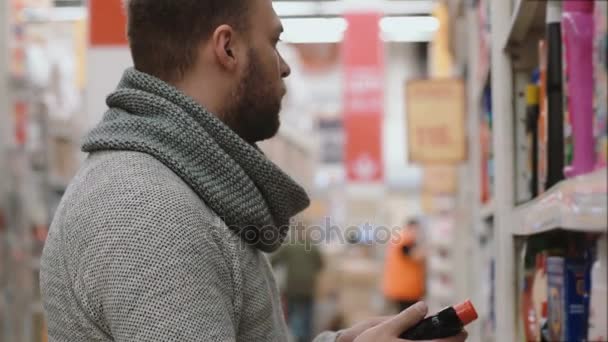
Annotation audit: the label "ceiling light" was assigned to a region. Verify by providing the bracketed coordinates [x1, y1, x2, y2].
[273, 0, 436, 17]
[280, 16, 439, 44]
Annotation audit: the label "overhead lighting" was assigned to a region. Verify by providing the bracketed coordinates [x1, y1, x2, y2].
[273, 0, 436, 17]
[281, 17, 348, 44]
[281, 16, 439, 44]
[379, 16, 440, 42]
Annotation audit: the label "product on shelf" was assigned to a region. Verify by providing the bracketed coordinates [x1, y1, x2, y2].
[562, 0, 596, 177]
[538, 40, 548, 195]
[526, 73, 540, 198]
[546, 0, 566, 189]
[547, 255, 592, 342]
[531, 253, 548, 341]
[588, 236, 607, 342]
[480, 87, 493, 204]
[594, 0, 607, 168]
[520, 238, 547, 342]
[521, 263, 537, 341]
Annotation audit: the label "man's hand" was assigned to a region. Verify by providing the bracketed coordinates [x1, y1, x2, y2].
[336, 316, 391, 342]
[337, 302, 468, 342]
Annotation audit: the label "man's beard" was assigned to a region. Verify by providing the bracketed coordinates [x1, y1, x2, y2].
[223, 49, 283, 144]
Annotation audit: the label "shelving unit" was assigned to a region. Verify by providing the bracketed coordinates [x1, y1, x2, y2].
[502, 0, 546, 51]
[0, 0, 10, 340]
[484, 0, 608, 341]
[480, 200, 494, 221]
[1, 3, 86, 341]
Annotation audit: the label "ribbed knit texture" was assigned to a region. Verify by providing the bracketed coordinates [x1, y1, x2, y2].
[40, 69, 338, 342]
[83, 67, 310, 253]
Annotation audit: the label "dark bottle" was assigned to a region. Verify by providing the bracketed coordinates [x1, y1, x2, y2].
[545, 0, 565, 188]
[399, 300, 478, 340]
[526, 79, 540, 198]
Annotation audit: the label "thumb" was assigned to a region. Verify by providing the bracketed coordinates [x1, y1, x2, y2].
[382, 302, 428, 335]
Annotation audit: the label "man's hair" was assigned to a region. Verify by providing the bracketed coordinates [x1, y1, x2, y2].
[126, 0, 249, 82]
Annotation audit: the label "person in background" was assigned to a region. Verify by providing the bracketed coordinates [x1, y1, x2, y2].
[272, 226, 324, 342]
[382, 219, 427, 312]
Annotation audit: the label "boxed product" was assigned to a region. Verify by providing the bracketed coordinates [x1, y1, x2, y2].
[547, 256, 591, 342]
[588, 236, 607, 342]
[594, 0, 607, 167]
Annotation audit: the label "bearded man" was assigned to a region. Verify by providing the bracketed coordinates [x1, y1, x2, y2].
[40, 1, 468, 342]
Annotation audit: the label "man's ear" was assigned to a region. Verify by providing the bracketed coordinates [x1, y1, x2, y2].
[212, 24, 238, 71]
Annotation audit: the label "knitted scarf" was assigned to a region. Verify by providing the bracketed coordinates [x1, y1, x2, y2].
[82, 68, 310, 253]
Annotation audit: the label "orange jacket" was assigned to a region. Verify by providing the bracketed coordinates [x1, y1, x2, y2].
[382, 229, 425, 301]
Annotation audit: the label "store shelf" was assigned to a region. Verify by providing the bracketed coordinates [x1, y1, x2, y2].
[480, 200, 494, 220]
[474, 69, 490, 106]
[502, 0, 546, 52]
[512, 168, 608, 236]
[29, 302, 43, 314]
[49, 124, 79, 143]
[428, 255, 452, 274]
[29, 258, 41, 270]
[49, 176, 70, 193]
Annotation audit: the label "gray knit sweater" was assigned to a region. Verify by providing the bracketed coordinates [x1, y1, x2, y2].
[40, 69, 338, 341]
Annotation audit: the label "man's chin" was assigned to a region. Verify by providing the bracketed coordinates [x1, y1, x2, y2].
[256, 120, 281, 143]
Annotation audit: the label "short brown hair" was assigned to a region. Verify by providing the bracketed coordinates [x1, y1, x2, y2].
[126, 0, 249, 82]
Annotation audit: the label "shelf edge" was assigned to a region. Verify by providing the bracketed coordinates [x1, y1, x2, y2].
[512, 168, 608, 236]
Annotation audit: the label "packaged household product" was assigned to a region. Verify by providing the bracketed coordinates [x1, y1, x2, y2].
[547, 256, 591, 342]
[526, 75, 540, 198]
[594, 0, 607, 167]
[563, 0, 596, 177]
[480, 87, 492, 203]
[588, 236, 607, 342]
[538, 40, 548, 194]
[531, 253, 548, 340]
[546, 0, 565, 188]
[522, 264, 537, 341]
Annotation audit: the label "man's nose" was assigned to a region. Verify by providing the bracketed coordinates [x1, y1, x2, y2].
[280, 54, 291, 78]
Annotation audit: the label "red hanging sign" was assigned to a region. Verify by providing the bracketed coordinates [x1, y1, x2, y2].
[89, 0, 128, 47]
[343, 13, 384, 183]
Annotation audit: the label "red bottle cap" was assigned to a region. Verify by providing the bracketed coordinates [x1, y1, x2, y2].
[454, 300, 478, 326]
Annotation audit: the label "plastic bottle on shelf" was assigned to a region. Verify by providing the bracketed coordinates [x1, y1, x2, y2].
[562, 0, 596, 177]
[526, 73, 540, 198]
[531, 253, 548, 340]
[545, 0, 565, 188]
[593, 0, 607, 168]
[588, 236, 607, 342]
[538, 40, 548, 194]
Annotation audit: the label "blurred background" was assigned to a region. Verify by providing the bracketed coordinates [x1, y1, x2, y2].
[0, 0, 606, 342]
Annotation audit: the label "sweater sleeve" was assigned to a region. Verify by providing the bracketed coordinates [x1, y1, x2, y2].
[80, 202, 239, 341]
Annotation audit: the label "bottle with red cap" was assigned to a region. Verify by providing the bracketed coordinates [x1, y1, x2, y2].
[399, 300, 478, 340]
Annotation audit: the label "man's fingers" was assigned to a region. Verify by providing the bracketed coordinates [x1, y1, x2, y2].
[441, 331, 468, 342]
[401, 330, 469, 342]
[381, 301, 428, 334]
[362, 316, 392, 329]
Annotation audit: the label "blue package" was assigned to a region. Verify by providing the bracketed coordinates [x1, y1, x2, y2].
[547, 256, 592, 342]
